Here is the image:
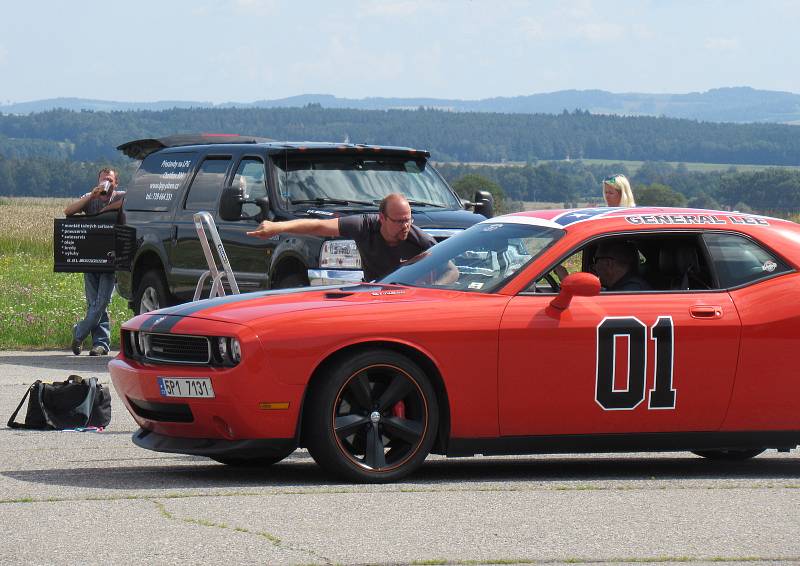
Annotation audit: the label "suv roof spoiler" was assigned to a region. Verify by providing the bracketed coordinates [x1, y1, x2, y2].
[117, 134, 432, 160]
[117, 134, 274, 159]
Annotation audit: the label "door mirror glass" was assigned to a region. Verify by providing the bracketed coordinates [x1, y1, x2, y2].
[219, 186, 244, 221]
[473, 190, 494, 218]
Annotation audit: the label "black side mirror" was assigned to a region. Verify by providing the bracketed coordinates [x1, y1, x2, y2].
[473, 190, 494, 219]
[219, 186, 245, 221]
[254, 196, 271, 221]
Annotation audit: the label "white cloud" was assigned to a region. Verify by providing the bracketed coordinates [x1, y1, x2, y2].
[554, 0, 596, 21]
[572, 22, 624, 42]
[704, 37, 739, 52]
[518, 16, 548, 40]
[360, 0, 426, 17]
[630, 23, 656, 41]
[233, 0, 280, 15]
[0, 45, 7, 66]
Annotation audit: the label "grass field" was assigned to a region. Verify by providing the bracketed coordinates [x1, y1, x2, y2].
[0, 197, 130, 350]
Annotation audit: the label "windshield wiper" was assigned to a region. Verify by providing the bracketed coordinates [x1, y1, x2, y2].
[407, 199, 447, 208]
[291, 197, 376, 207]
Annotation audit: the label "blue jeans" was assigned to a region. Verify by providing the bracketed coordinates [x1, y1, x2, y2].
[74, 272, 116, 350]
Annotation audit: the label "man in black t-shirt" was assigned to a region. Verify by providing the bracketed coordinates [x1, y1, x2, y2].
[247, 193, 436, 282]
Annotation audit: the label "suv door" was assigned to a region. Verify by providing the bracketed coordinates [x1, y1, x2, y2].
[169, 155, 232, 300]
[215, 155, 276, 292]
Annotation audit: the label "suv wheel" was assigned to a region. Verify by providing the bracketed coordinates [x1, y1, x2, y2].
[274, 273, 307, 289]
[133, 270, 172, 314]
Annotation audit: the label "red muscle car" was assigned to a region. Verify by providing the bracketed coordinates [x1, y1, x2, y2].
[109, 207, 800, 482]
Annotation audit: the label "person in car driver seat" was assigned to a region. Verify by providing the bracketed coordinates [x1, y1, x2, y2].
[592, 240, 651, 291]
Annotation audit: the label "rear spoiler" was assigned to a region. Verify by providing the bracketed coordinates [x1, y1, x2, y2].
[117, 134, 273, 159]
[117, 134, 431, 161]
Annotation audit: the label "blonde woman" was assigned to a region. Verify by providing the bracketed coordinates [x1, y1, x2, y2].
[602, 174, 636, 207]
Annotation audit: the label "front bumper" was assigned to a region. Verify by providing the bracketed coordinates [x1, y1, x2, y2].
[132, 427, 296, 458]
[308, 268, 364, 285]
[109, 356, 303, 441]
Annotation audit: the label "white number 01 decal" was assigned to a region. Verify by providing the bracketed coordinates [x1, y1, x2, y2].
[595, 316, 676, 411]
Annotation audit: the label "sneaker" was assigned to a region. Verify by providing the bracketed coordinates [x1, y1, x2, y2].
[71, 327, 82, 356]
[89, 345, 109, 357]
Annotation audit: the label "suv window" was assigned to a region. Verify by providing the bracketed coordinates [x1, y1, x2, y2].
[125, 152, 195, 211]
[185, 157, 231, 211]
[703, 232, 790, 288]
[233, 157, 268, 217]
[273, 155, 462, 211]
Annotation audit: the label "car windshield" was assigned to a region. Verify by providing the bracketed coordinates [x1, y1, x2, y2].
[380, 220, 564, 293]
[273, 155, 462, 211]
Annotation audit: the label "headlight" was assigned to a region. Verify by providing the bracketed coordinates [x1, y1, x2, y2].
[214, 337, 242, 366]
[230, 338, 241, 363]
[137, 331, 147, 356]
[320, 239, 361, 269]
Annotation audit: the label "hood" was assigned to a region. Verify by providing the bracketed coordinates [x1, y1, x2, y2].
[132, 284, 457, 328]
[413, 208, 485, 230]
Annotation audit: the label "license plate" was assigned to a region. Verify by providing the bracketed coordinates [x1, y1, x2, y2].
[158, 377, 215, 398]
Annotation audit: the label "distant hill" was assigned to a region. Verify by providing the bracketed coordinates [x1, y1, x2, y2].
[2, 87, 800, 124]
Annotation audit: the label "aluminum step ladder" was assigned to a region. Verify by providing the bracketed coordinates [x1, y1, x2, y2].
[192, 211, 240, 301]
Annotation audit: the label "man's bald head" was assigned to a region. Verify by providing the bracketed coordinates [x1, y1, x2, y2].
[379, 193, 409, 214]
[378, 193, 413, 245]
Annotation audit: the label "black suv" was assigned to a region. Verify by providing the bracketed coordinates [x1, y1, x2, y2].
[115, 134, 493, 314]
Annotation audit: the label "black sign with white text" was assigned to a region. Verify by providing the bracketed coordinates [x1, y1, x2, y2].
[53, 213, 133, 273]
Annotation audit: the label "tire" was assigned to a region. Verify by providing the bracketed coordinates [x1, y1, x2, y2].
[692, 448, 765, 461]
[305, 349, 439, 483]
[273, 272, 307, 289]
[133, 269, 172, 314]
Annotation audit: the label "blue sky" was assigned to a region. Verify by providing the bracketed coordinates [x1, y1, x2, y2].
[1, 0, 798, 104]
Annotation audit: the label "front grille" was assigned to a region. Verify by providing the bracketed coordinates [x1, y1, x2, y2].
[146, 334, 210, 364]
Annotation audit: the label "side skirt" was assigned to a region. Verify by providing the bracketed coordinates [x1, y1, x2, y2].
[446, 431, 800, 457]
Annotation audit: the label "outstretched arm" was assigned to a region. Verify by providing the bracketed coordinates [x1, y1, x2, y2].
[246, 217, 341, 239]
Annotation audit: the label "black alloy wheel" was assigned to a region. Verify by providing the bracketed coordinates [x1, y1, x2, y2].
[306, 350, 439, 483]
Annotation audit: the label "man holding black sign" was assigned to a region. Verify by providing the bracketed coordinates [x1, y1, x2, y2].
[64, 168, 125, 356]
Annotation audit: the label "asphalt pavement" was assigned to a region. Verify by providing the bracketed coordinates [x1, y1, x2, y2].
[1, 350, 799, 566]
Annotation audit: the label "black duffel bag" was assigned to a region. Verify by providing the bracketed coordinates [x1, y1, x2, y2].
[7, 375, 111, 430]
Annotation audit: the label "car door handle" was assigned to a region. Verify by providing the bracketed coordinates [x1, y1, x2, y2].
[689, 305, 723, 319]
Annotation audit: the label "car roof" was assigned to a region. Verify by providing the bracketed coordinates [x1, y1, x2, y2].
[117, 134, 430, 160]
[499, 207, 794, 231]
[488, 207, 800, 254]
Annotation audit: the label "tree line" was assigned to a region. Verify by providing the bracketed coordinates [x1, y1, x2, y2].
[437, 161, 800, 214]
[3, 151, 800, 215]
[1, 106, 799, 165]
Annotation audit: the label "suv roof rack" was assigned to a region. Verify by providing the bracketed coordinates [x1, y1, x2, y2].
[117, 133, 274, 159]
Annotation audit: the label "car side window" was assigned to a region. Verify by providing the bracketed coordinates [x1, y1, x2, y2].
[703, 232, 791, 288]
[184, 157, 231, 211]
[233, 158, 267, 217]
[527, 234, 715, 293]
